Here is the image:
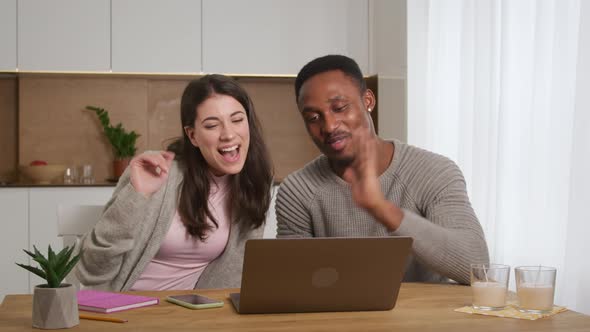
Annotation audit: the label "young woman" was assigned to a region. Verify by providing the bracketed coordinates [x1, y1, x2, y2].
[76, 75, 273, 291]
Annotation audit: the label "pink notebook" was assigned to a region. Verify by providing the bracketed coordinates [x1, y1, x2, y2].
[77, 290, 159, 313]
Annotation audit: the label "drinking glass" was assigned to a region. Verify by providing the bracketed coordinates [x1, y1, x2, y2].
[470, 263, 510, 310]
[63, 166, 78, 184]
[515, 266, 556, 313]
[80, 164, 95, 185]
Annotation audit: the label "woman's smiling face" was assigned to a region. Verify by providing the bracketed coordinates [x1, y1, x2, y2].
[184, 94, 250, 176]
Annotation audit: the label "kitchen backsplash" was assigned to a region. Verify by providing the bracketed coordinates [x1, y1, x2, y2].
[0, 76, 17, 182]
[3, 74, 326, 183]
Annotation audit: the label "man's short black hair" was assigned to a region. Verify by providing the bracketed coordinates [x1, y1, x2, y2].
[295, 54, 366, 102]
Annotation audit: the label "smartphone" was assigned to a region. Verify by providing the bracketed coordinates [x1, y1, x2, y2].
[166, 294, 224, 310]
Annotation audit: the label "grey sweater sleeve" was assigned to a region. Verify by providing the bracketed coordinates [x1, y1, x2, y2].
[393, 176, 489, 285]
[274, 146, 489, 285]
[75, 169, 149, 287]
[276, 175, 314, 238]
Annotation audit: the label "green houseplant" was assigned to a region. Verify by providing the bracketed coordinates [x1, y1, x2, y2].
[86, 105, 140, 179]
[16, 245, 81, 329]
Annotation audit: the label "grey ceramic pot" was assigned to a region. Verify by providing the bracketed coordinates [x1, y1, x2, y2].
[32, 284, 79, 329]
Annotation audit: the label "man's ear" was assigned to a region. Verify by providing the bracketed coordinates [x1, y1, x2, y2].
[184, 126, 199, 148]
[364, 89, 376, 113]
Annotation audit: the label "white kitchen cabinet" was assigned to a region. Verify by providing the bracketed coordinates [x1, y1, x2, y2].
[202, 0, 369, 75]
[18, 0, 110, 72]
[0, 0, 17, 71]
[370, 0, 407, 141]
[28, 187, 114, 289]
[112, 0, 202, 73]
[0, 189, 29, 302]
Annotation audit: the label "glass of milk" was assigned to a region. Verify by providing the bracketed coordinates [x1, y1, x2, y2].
[515, 266, 556, 313]
[470, 263, 510, 310]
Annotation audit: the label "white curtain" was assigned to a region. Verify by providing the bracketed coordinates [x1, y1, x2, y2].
[408, 0, 590, 314]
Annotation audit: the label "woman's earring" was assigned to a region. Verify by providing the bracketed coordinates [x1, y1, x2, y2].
[368, 107, 372, 112]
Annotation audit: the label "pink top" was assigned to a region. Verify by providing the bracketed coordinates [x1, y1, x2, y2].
[131, 174, 231, 290]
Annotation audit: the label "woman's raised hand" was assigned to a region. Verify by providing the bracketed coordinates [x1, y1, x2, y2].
[129, 151, 175, 196]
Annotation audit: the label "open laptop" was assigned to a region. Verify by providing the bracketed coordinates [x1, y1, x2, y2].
[230, 236, 413, 314]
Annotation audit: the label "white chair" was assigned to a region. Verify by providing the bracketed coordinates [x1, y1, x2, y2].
[262, 186, 279, 239]
[57, 205, 103, 289]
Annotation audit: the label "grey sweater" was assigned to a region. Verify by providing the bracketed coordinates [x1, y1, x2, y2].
[75, 160, 263, 291]
[276, 140, 489, 285]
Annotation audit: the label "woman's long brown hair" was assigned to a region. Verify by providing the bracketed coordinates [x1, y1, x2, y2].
[168, 75, 273, 240]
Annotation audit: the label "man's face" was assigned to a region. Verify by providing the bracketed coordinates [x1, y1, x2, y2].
[297, 70, 375, 164]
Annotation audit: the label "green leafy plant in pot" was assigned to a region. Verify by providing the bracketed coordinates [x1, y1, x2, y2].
[86, 105, 140, 179]
[16, 245, 81, 329]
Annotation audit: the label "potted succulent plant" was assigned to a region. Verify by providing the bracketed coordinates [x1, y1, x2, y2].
[16, 245, 81, 329]
[86, 105, 140, 179]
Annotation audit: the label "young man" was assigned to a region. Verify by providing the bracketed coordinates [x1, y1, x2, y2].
[276, 55, 489, 284]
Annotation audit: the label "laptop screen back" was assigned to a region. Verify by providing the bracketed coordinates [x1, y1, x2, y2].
[234, 237, 412, 314]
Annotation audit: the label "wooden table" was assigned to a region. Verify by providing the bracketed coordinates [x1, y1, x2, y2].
[1, 283, 589, 331]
